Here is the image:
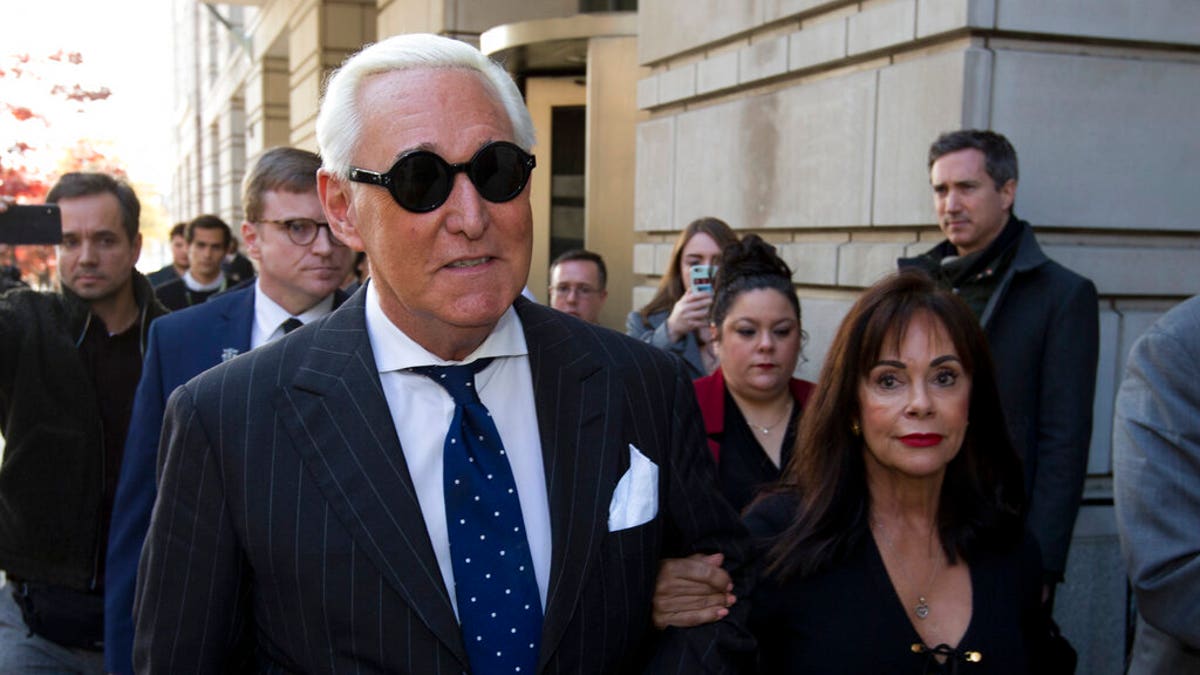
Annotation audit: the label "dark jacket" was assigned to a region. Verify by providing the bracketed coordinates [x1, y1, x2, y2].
[0, 271, 167, 589]
[134, 296, 754, 673]
[900, 216, 1099, 577]
[146, 264, 179, 288]
[693, 367, 814, 464]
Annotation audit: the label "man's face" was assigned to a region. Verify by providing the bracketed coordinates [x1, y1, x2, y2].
[322, 68, 532, 358]
[170, 233, 189, 269]
[188, 227, 228, 282]
[549, 259, 607, 323]
[930, 148, 1015, 257]
[57, 192, 141, 303]
[244, 189, 354, 316]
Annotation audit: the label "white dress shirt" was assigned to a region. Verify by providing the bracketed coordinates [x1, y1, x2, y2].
[250, 282, 336, 349]
[365, 282, 551, 618]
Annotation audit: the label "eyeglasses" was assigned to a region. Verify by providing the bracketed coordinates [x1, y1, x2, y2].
[347, 141, 536, 213]
[549, 284, 601, 298]
[259, 218, 347, 247]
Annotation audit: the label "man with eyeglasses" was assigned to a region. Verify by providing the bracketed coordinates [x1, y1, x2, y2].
[134, 34, 752, 674]
[103, 146, 354, 675]
[548, 248, 608, 324]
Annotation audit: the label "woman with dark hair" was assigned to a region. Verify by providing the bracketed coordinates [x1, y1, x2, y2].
[747, 270, 1046, 673]
[693, 234, 814, 513]
[652, 235, 812, 629]
[626, 217, 738, 378]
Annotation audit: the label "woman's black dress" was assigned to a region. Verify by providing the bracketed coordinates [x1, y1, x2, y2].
[715, 388, 800, 514]
[745, 493, 1047, 674]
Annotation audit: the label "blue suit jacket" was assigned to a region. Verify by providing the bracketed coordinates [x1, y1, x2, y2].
[103, 284, 345, 674]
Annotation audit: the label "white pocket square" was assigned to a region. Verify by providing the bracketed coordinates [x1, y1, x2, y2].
[607, 444, 659, 532]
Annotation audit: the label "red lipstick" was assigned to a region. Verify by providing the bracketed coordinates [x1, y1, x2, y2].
[900, 433, 943, 447]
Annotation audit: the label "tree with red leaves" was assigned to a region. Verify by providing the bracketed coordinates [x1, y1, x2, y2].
[1, 49, 124, 287]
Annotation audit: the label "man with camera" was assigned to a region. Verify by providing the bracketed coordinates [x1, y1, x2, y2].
[0, 173, 167, 673]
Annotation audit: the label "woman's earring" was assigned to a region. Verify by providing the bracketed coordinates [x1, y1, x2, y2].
[851, 420, 861, 436]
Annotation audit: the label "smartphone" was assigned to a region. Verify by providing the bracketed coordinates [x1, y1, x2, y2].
[0, 204, 63, 245]
[689, 264, 715, 293]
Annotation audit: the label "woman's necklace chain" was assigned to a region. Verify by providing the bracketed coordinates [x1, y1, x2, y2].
[744, 399, 793, 435]
[871, 518, 942, 620]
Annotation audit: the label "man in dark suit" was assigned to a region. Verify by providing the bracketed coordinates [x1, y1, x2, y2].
[134, 34, 751, 674]
[106, 147, 354, 675]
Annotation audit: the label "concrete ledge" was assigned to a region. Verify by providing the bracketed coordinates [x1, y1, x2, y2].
[1044, 244, 1200, 297]
[837, 241, 914, 287]
[654, 243, 674, 275]
[633, 243, 657, 275]
[697, 50, 740, 95]
[637, 0, 761, 65]
[794, 295, 855, 381]
[778, 241, 841, 285]
[630, 286, 657, 315]
[848, 0, 916, 56]
[788, 17, 847, 72]
[657, 63, 697, 105]
[636, 75, 658, 109]
[739, 34, 789, 84]
[765, 0, 838, 23]
[916, 0, 996, 38]
[996, 0, 1200, 46]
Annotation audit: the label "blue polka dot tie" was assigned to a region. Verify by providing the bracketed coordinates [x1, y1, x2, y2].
[411, 358, 542, 674]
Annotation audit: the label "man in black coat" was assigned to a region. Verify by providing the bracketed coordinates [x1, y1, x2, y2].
[899, 129, 1099, 603]
[0, 173, 168, 673]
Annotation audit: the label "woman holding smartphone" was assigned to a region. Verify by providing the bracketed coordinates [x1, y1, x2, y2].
[626, 217, 738, 378]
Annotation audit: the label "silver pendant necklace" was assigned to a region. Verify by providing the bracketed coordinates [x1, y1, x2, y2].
[745, 400, 793, 436]
[872, 518, 942, 620]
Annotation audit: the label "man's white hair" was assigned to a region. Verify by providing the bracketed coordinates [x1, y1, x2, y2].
[315, 33, 536, 178]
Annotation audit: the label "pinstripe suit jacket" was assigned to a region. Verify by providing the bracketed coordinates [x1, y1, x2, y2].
[133, 292, 753, 674]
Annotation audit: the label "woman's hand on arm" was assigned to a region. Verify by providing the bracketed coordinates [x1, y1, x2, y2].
[651, 552, 737, 629]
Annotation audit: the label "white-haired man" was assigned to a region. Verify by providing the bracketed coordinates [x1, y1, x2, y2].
[134, 34, 751, 674]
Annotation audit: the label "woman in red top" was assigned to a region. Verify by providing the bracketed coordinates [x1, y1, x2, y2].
[652, 235, 814, 629]
[691, 234, 814, 514]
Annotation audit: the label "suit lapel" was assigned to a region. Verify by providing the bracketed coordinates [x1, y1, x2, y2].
[221, 286, 255, 356]
[517, 301, 620, 668]
[273, 293, 468, 668]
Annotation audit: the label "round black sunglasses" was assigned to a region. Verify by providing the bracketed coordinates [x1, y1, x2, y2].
[348, 141, 536, 213]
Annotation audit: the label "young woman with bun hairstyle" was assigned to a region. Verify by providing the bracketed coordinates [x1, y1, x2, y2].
[692, 233, 814, 513]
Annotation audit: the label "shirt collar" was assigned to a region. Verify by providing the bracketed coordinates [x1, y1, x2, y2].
[365, 280, 528, 373]
[254, 280, 335, 337]
[182, 270, 226, 292]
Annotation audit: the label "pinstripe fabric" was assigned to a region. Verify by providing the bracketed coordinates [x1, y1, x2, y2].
[134, 293, 754, 674]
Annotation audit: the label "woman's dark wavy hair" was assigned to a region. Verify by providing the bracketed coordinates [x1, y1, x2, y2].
[637, 217, 738, 323]
[710, 234, 807, 350]
[764, 270, 1025, 582]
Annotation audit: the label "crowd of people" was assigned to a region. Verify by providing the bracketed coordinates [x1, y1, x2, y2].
[0, 31, 1193, 675]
